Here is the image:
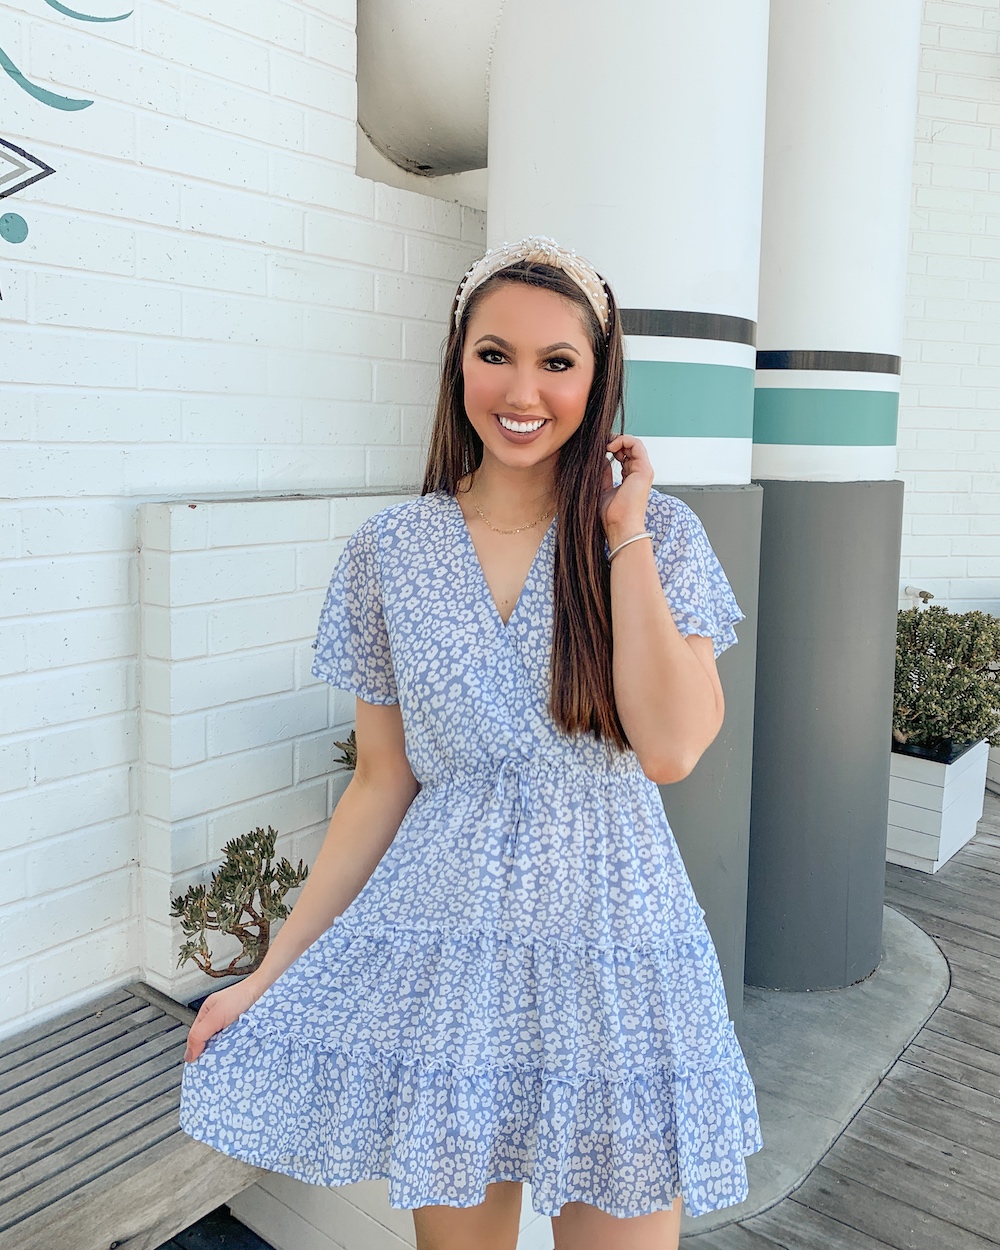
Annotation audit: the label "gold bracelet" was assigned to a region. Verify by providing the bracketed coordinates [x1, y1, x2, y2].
[608, 531, 654, 562]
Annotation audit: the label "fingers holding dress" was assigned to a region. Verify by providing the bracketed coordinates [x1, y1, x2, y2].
[184, 978, 263, 1062]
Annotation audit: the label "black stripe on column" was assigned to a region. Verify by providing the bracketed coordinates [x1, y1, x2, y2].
[756, 350, 902, 375]
[620, 309, 757, 347]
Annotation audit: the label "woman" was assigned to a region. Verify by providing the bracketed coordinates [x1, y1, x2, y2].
[180, 236, 763, 1250]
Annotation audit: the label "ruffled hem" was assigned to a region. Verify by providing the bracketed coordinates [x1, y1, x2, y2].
[179, 1024, 763, 1219]
[676, 611, 743, 659]
[334, 916, 708, 956]
[645, 491, 747, 660]
[230, 918, 741, 1083]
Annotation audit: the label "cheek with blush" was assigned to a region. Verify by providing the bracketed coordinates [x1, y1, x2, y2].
[561, 375, 592, 420]
[542, 369, 593, 430]
[462, 363, 503, 422]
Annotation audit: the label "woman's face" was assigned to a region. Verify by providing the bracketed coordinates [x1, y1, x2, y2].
[461, 281, 597, 470]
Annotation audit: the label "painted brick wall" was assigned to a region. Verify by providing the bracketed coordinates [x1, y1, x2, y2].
[138, 490, 410, 1001]
[0, 0, 482, 1037]
[899, 0, 1000, 612]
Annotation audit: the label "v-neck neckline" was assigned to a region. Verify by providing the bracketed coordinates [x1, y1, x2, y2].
[443, 489, 557, 633]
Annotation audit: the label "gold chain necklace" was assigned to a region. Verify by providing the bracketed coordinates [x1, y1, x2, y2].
[471, 499, 556, 535]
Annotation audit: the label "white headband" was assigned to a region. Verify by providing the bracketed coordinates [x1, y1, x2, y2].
[454, 235, 611, 337]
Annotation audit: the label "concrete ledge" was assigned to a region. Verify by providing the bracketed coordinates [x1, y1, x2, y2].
[680, 904, 949, 1238]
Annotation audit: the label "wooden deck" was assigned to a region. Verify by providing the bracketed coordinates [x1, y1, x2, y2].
[684, 789, 1000, 1250]
[0, 981, 262, 1250]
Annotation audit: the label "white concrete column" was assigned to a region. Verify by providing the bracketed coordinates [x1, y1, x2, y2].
[753, 0, 922, 481]
[745, 0, 923, 993]
[487, 0, 770, 487]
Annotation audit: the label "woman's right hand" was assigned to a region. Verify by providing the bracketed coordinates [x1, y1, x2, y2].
[183, 975, 266, 1063]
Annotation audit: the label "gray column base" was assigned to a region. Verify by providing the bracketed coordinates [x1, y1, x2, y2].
[654, 484, 763, 1032]
[745, 478, 904, 991]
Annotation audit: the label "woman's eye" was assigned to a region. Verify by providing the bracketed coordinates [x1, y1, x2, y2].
[477, 348, 506, 364]
[544, 357, 574, 372]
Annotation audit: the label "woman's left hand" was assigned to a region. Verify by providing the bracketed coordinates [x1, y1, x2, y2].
[600, 433, 655, 542]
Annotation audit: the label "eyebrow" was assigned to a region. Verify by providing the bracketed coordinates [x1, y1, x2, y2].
[473, 335, 581, 355]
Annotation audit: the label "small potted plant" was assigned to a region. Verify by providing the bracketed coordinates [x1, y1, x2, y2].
[171, 825, 309, 1010]
[889, 606, 1000, 872]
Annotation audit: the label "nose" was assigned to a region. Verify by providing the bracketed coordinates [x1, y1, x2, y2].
[505, 363, 541, 412]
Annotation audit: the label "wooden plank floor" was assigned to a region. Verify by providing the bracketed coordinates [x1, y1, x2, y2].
[683, 789, 1000, 1250]
[0, 982, 191, 1239]
[0, 981, 263, 1250]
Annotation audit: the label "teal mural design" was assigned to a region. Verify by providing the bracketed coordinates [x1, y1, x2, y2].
[1, 137, 54, 241]
[0, 0, 132, 254]
[1, 0, 133, 108]
[43, 0, 132, 21]
[0, 136, 54, 200]
[0, 43, 92, 110]
[0, 212, 29, 243]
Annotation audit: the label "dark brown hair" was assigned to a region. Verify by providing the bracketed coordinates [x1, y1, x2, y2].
[420, 260, 630, 751]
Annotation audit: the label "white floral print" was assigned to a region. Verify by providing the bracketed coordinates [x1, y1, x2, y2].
[179, 487, 763, 1219]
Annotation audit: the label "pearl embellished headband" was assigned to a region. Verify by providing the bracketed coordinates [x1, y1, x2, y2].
[453, 235, 611, 337]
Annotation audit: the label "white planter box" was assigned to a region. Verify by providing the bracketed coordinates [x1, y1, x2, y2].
[887, 739, 989, 874]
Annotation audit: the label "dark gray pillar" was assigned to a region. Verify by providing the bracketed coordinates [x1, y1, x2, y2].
[745, 479, 904, 991]
[655, 484, 762, 1033]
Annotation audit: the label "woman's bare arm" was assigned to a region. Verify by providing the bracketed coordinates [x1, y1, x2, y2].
[243, 697, 419, 994]
[184, 699, 418, 1062]
[609, 536, 725, 784]
[602, 434, 726, 785]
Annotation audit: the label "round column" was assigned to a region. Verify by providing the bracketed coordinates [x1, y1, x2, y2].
[489, 0, 769, 1024]
[746, 0, 922, 990]
[487, 0, 769, 489]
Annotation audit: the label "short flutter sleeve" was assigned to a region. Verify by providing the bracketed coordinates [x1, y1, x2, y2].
[648, 493, 745, 659]
[311, 514, 399, 705]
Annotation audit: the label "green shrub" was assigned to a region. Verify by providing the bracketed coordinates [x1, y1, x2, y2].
[894, 606, 1000, 749]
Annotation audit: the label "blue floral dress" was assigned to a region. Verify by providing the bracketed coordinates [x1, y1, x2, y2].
[179, 486, 763, 1219]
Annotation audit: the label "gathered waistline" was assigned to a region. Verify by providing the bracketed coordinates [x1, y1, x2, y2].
[421, 755, 650, 791]
[425, 750, 645, 780]
[416, 755, 652, 895]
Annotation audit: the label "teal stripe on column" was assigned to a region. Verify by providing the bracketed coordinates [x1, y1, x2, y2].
[753, 388, 899, 446]
[625, 360, 754, 438]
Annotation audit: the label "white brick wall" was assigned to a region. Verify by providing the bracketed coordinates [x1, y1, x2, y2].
[137, 491, 410, 1001]
[899, 0, 1000, 611]
[0, 0, 482, 1037]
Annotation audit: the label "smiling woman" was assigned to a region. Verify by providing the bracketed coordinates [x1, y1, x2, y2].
[463, 286, 595, 455]
[450, 279, 608, 676]
[178, 236, 761, 1250]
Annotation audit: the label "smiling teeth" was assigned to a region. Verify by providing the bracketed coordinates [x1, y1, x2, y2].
[499, 415, 546, 432]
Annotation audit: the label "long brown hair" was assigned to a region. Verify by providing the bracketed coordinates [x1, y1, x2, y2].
[420, 260, 630, 751]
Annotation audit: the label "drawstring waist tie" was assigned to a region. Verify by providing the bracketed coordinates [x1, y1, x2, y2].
[426, 755, 649, 864]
